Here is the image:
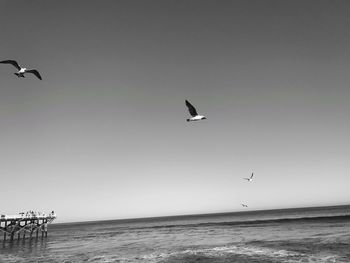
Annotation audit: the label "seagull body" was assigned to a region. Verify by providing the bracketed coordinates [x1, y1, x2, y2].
[188, 115, 206, 121]
[0, 60, 42, 80]
[241, 204, 248, 208]
[243, 172, 254, 182]
[185, 100, 207, 122]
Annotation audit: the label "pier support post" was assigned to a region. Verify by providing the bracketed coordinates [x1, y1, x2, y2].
[41, 220, 44, 238]
[23, 221, 26, 239]
[30, 220, 33, 238]
[10, 222, 14, 241]
[36, 223, 39, 238]
[3, 221, 7, 241]
[17, 221, 21, 240]
[43, 219, 47, 237]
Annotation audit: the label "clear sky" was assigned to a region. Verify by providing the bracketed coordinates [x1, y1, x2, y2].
[0, 0, 350, 223]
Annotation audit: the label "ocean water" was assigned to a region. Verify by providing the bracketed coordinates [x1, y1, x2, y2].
[1, 205, 349, 263]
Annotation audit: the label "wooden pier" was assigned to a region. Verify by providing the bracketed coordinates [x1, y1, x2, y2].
[0, 211, 56, 242]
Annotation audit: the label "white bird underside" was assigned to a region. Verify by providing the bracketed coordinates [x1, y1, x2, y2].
[187, 115, 206, 121]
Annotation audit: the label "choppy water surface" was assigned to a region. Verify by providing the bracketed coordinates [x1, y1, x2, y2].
[1, 205, 350, 263]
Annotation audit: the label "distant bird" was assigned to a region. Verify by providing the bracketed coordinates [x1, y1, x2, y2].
[185, 100, 207, 122]
[0, 60, 42, 80]
[241, 204, 248, 208]
[243, 172, 254, 182]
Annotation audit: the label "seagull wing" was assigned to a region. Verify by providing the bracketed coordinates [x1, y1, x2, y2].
[251, 173, 254, 179]
[26, 69, 42, 80]
[0, 60, 21, 70]
[185, 100, 198, 117]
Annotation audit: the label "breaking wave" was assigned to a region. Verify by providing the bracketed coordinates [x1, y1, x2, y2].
[139, 214, 350, 230]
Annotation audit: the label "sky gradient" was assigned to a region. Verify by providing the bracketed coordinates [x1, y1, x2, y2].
[1, 0, 350, 223]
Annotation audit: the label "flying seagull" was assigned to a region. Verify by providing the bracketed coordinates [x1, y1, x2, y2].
[0, 60, 42, 80]
[241, 204, 248, 208]
[243, 172, 254, 182]
[185, 100, 207, 122]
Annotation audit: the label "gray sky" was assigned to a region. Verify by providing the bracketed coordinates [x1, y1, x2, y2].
[1, 0, 350, 223]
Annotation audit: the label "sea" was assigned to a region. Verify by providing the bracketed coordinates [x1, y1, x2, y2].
[1, 205, 349, 263]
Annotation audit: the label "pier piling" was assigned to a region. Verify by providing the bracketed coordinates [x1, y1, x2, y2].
[3, 221, 7, 241]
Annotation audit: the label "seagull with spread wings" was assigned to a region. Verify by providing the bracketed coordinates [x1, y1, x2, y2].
[185, 100, 207, 122]
[243, 172, 254, 182]
[241, 204, 248, 208]
[0, 60, 42, 80]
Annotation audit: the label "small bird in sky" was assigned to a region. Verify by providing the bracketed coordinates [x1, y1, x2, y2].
[0, 60, 42, 80]
[241, 204, 248, 208]
[185, 100, 207, 122]
[243, 172, 254, 182]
